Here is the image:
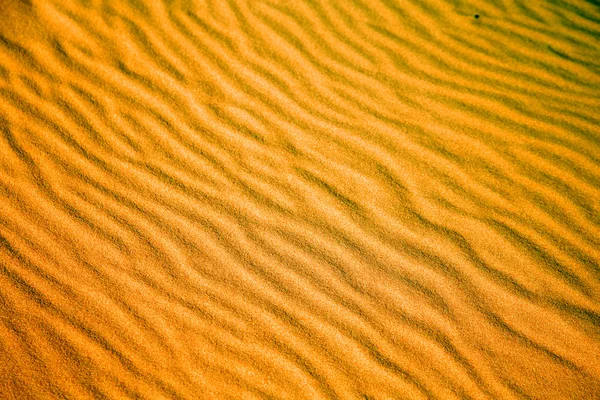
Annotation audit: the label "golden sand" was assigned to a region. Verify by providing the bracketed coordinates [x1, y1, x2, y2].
[1, 0, 600, 398]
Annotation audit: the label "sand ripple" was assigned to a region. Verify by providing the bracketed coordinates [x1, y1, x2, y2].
[1, 0, 599, 398]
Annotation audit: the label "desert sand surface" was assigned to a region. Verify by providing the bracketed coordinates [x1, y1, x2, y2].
[1, 0, 600, 398]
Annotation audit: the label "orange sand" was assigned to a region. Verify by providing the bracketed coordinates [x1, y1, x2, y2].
[1, 0, 600, 398]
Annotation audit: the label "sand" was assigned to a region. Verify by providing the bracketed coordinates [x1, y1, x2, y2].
[1, 0, 600, 398]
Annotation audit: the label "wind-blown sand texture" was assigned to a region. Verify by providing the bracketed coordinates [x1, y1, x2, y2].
[1, 0, 600, 398]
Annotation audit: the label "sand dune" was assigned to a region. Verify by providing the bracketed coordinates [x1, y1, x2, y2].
[1, 0, 600, 398]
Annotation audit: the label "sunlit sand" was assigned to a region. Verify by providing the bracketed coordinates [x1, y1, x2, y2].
[1, 0, 599, 398]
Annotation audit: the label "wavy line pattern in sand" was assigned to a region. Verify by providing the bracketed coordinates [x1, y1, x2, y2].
[1, 0, 600, 399]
